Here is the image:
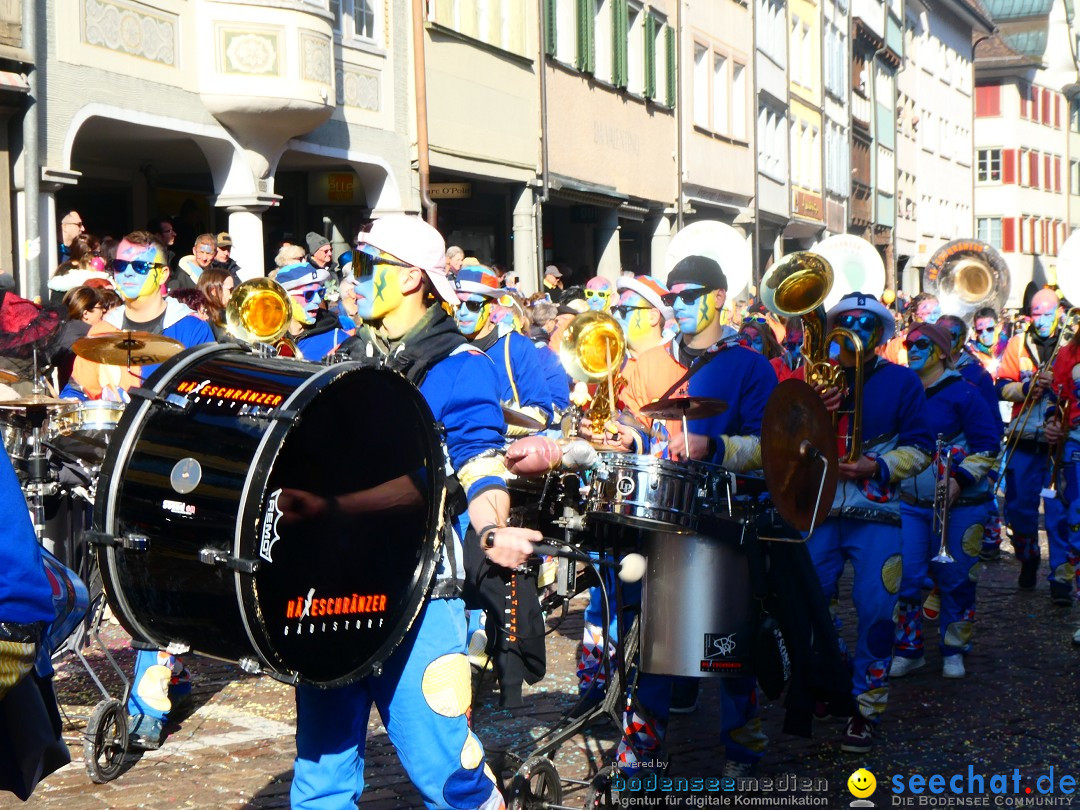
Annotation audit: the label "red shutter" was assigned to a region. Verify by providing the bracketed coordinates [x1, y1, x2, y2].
[1055, 156, 1062, 192]
[1029, 151, 1038, 187]
[1042, 219, 1049, 252]
[1054, 220, 1061, 255]
[1042, 89, 1051, 123]
[1003, 148, 1016, 183]
[976, 84, 1001, 117]
[1003, 217, 1016, 251]
[1045, 154, 1051, 188]
[1056, 95, 1062, 128]
[1020, 82, 1028, 118]
[1019, 216, 1027, 251]
[1029, 218, 1036, 251]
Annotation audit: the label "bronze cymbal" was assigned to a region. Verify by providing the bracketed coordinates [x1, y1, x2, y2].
[0, 369, 19, 384]
[72, 331, 184, 366]
[639, 396, 728, 421]
[502, 406, 545, 431]
[0, 393, 71, 409]
[761, 379, 838, 533]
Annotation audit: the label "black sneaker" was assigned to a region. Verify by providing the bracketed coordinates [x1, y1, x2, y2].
[669, 678, 700, 715]
[841, 715, 875, 753]
[1018, 558, 1040, 590]
[979, 546, 1001, 562]
[1050, 581, 1074, 607]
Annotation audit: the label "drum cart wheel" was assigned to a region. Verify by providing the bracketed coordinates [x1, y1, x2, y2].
[507, 755, 563, 810]
[83, 698, 129, 783]
[582, 766, 620, 809]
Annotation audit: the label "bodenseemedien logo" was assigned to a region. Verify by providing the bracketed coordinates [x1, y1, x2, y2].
[848, 768, 877, 807]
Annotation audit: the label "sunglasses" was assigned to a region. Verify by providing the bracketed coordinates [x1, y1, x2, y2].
[660, 288, 712, 306]
[459, 298, 489, 314]
[835, 313, 879, 332]
[353, 246, 412, 278]
[612, 304, 651, 317]
[584, 289, 611, 299]
[292, 288, 324, 303]
[112, 259, 165, 276]
[976, 325, 995, 334]
[903, 337, 934, 351]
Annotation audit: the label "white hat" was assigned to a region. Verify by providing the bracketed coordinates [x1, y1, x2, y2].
[826, 291, 896, 343]
[357, 215, 456, 304]
[616, 275, 674, 320]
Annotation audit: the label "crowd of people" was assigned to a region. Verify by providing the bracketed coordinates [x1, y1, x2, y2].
[4, 208, 1080, 808]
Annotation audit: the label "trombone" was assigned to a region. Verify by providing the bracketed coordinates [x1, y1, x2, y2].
[931, 434, 956, 564]
[1041, 385, 1068, 499]
[994, 308, 1080, 496]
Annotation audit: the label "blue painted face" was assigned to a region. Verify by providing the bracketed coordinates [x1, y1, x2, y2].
[905, 335, 938, 371]
[739, 325, 765, 354]
[669, 283, 716, 336]
[1033, 307, 1058, 339]
[113, 240, 167, 301]
[834, 310, 882, 352]
[454, 295, 491, 336]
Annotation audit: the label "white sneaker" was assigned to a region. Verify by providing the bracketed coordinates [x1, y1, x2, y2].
[942, 656, 966, 679]
[889, 656, 925, 678]
[467, 629, 491, 670]
[135, 664, 173, 714]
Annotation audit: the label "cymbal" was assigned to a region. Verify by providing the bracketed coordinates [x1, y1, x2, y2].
[502, 406, 545, 431]
[72, 331, 184, 366]
[760, 379, 839, 533]
[639, 396, 728, 421]
[0, 393, 71, 409]
[0, 369, 19, 384]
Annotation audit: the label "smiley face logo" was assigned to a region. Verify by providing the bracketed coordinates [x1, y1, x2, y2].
[848, 768, 877, 799]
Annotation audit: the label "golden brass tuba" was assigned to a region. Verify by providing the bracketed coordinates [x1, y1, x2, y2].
[559, 310, 627, 433]
[922, 239, 1010, 323]
[761, 251, 865, 463]
[225, 277, 304, 359]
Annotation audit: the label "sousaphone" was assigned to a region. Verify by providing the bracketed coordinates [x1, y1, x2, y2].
[922, 239, 1010, 322]
[810, 234, 887, 310]
[663, 221, 752, 301]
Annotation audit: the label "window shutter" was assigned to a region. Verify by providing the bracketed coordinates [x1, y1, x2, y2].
[1003, 148, 1016, 184]
[1042, 88, 1050, 124]
[1055, 156, 1062, 192]
[613, 0, 628, 87]
[1030, 151, 1038, 187]
[1044, 154, 1051, 190]
[1056, 95, 1062, 128]
[577, 0, 595, 72]
[544, 0, 556, 57]
[1020, 82, 1028, 118]
[1003, 217, 1015, 252]
[665, 25, 676, 108]
[644, 14, 656, 100]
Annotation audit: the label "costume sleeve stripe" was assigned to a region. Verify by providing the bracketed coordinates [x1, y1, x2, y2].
[879, 446, 931, 482]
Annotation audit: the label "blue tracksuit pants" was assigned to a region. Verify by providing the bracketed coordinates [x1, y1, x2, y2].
[1005, 446, 1072, 584]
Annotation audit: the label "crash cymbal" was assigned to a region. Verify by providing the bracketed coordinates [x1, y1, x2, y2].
[639, 396, 728, 421]
[760, 379, 839, 533]
[0, 393, 71, 409]
[0, 369, 19, 384]
[72, 331, 184, 366]
[502, 406, 545, 431]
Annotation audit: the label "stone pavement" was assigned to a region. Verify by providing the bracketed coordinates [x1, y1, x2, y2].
[9, 539, 1080, 810]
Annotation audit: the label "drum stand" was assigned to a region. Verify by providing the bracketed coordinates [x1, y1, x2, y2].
[502, 522, 665, 810]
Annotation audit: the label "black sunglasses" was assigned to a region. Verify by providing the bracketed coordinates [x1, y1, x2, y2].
[112, 259, 165, 276]
[353, 248, 412, 278]
[293, 288, 323, 303]
[459, 299, 489, 313]
[903, 337, 934, 351]
[612, 304, 652, 317]
[836, 313, 879, 332]
[660, 288, 711, 306]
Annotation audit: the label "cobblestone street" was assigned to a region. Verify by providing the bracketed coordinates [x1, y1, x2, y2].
[8, 539, 1080, 809]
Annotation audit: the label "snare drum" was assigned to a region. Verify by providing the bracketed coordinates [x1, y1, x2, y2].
[50, 401, 126, 464]
[586, 452, 730, 532]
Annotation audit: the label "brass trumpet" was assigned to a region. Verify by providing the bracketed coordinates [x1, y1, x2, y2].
[761, 251, 866, 463]
[558, 310, 626, 437]
[931, 434, 956, 564]
[225, 277, 304, 359]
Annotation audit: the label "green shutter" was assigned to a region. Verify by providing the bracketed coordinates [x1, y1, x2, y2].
[544, 0, 556, 56]
[664, 25, 676, 108]
[576, 0, 595, 73]
[613, 0, 628, 88]
[585, 0, 595, 73]
[644, 14, 656, 99]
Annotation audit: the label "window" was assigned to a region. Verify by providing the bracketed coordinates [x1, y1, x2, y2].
[694, 43, 709, 129]
[758, 105, 787, 181]
[757, 0, 785, 66]
[644, 13, 673, 106]
[731, 63, 746, 140]
[977, 149, 1001, 183]
[594, 0, 613, 82]
[975, 83, 1001, 117]
[553, 0, 577, 64]
[713, 54, 729, 135]
[626, 2, 643, 95]
[1071, 160, 1080, 195]
[332, 0, 379, 44]
[1071, 98, 1080, 133]
[431, 0, 525, 53]
[977, 217, 1002, 249]
[790, 16, 803, 86]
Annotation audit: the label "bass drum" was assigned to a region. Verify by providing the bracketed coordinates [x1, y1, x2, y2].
[93, 344, 446, 688]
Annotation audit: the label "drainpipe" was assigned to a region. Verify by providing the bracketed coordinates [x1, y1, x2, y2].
[22, 0, 40, 299]
[412, 0, 437, 226]
[751, 0, 762, 284]
[536, 0, 550, 282]
[675, 0, 684, 230]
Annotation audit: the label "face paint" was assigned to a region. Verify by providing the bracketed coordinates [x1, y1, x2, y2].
[113, 241, 166, 301]
[490, 305, 519, 337]
[670, 283, 716, 336]
[974, 318, 997, 349]
[916, 299, 941, 324]
[454, 295, 491, 337]
[834, 310, 882, 353]
[584, 278, 614, 311]
[289, 283, 325, 319]
[1032, 303, 1059, 339]
[740, 326, 765, 354]
[613, 291, 654, 343]
[355, 262, 404, 321]
[904, 335, 938, 372]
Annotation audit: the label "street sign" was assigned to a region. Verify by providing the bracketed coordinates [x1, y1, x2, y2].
[429, 182, 472, 200]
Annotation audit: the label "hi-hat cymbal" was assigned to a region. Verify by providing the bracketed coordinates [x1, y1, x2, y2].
[761, 379, 839, 533]
[72, 331, 184, 366]
[0, 393, 71, 409]
[639, 396, 728, 421]
[0, 369, 19, 384]
[502, 406, 545, 431]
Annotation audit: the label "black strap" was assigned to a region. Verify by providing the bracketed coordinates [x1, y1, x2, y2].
[655, 337, 738, 402]
[926, 374, 963, 400]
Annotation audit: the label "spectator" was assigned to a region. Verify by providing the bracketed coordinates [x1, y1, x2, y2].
[174, 233, 217, 291]
[211, 232, 242, 284]
[270, 244, 307, 280]
[57, 210, 86, 261]
[48, 233, 110, 305]
[53, 286, 104, 387]
[446, 245, 465, 273]
[147, 216, 179, 271]
[169, 288, 209, 320]
[196, 267, 235, 341]
[306, 231, 335, 278]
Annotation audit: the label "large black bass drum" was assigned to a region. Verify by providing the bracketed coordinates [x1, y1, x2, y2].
[92, 344, 446, 688]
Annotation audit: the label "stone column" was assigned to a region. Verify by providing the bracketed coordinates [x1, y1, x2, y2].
[213, 194, 281, 280]
[649, 214, 672, 281]
[512, 185, 537, 295]
[595, 208, 621, 282]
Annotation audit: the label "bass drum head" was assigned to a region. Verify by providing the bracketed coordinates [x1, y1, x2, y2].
[244, 365, 446, 687]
